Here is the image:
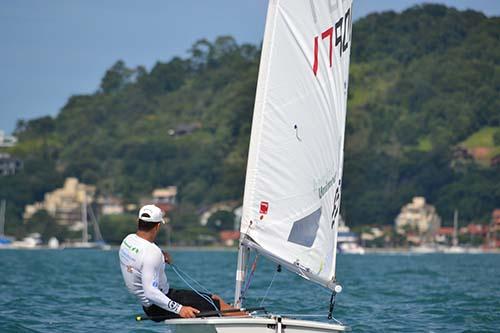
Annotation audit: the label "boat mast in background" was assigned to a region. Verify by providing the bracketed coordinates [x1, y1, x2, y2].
[453, 209, 459, 247]
[0, 199, 5, 236]
[81, 193, 89, 243]
[88, 203, 105, 244]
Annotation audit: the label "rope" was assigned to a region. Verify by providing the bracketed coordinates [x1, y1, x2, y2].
[170, 264, 220, 313]
[240, 254, 259, 301]
[170, 264, 212, 294]
[259, 264, 281, 307]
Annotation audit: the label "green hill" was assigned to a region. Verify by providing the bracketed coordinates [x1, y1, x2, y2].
[1, 4, 499, 238]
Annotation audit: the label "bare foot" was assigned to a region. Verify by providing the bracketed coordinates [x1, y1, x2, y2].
[211, 295, 249, 317]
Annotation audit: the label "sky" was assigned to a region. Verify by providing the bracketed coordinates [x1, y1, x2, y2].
[1, 0, 499, 135]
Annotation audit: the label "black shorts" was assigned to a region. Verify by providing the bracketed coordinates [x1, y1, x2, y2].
[143, 288, 221, 321]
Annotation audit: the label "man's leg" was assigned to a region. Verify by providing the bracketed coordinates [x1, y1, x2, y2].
[211, 295, 249, 317]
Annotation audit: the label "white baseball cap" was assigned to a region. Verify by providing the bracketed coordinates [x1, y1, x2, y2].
[138, 204, 165, 223]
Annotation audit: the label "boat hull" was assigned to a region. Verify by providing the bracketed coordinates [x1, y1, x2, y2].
[165, 316, 348, 333]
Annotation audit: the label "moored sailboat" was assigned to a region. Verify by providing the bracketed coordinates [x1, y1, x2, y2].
[63, 194, 110, 250]
[167, 0, 353, 331]
[441, 209, 466, 253]
[0, 199, 13, 247]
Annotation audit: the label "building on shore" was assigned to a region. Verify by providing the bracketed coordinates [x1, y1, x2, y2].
[219, 230, 240, 247]
[436, 227, 454, 244]
[395, 196, 441, 244]
[199, 200, 240, 226]
[0, 153, 23, 176]
[97, 195, 124, 215]
[486, 209, 500, 249]
[24, 178, 95, 227]
[0, 131, 17, 147]
[150, 186, 177, 214]
[167, 122, 202, 137]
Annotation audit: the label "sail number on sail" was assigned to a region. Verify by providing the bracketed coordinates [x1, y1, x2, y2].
[331, 180, 341, 228]
[312, 7, 352, 76]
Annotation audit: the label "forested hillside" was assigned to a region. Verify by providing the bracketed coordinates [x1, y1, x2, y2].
[1, 4, 499, 235]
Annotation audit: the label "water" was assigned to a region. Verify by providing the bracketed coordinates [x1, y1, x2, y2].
[0, 249, 498, 332]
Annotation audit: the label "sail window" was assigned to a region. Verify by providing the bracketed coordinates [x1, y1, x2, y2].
[287, 208, 321, 247]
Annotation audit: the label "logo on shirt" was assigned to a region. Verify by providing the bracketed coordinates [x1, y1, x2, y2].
[123, 240, 139, 254]
[168, 300, 180, 312]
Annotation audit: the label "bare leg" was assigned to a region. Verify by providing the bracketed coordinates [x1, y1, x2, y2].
[212, 295, 249, 317]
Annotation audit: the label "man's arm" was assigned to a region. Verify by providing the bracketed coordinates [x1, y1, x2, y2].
[162, 250, 173, 264]
[142, 250, 199, 318]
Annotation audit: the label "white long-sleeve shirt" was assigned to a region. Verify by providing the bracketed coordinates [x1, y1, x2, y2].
[119, 234, 182, 314]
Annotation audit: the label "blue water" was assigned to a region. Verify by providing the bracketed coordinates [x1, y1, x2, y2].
[0, 249, 499, 332]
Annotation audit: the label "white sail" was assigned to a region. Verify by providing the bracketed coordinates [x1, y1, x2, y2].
[240, 0, 353, 290]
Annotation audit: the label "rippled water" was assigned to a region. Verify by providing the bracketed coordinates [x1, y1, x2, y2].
[0, 249, 498, 332]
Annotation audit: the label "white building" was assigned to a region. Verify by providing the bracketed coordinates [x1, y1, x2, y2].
[97, 196, 124, 215]
[0, 153, 23, 176]
[24, 178, 95, 226]
[0, 131, 17, 147]
[152, 187, 177, 205]
[395, 196, 441, 243]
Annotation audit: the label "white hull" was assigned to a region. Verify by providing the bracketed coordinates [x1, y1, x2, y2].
[409, 245, 440, 254]
[62, 242, 111, 250]
[441, 246, 467, 254]
[165, 316, 348, 333]
[338, 243, 365, 255]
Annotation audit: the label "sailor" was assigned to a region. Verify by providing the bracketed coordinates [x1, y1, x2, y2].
[119, 204, 234, 321]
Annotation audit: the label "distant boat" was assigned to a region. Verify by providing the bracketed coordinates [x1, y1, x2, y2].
[11, 232, 43, 249]
[409, 244, 440, 254]
[0, 199, 14, 248]
[441, 210, 466, 254]
[63, 194, 110, 250]
[48, 237, 60, 249]
[0, 236, 12, 246]
[337, 218, 365, 254]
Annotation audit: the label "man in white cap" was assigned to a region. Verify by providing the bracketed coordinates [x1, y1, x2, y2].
[119, 204, 236, 321]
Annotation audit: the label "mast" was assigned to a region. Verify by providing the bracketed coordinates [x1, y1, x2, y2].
[82, 193, 89, 243]
[0, 199, 6, 236]
[453, 209, 458, 247]
[233, 240, 250, 308]
[88, 203, 104, 243]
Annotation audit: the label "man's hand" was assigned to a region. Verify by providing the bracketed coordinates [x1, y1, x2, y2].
[162, 251, 173, 264]
[179, 306, 200, 318]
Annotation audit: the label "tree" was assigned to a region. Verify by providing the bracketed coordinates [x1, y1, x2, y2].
[100, 60, 134, 93]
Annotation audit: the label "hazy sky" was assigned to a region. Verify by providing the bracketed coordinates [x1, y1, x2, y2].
[1, 0, 499, 135]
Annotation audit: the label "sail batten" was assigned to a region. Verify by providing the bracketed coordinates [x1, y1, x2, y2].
[240, 0, 353, 291]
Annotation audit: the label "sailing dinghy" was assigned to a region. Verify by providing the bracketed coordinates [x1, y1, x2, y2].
[168, 0, 353, 331]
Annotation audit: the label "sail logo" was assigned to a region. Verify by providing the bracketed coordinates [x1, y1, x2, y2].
[318, 176, 335, 199]
[312, 7, 352, 76]
[259, 201, 269, 215]
[315, 169, 337, 199]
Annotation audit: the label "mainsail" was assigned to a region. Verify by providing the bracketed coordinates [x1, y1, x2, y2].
[239, 0, 353, 291]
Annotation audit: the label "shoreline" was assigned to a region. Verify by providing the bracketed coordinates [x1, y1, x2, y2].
[1, 245, 499, 254]
[363, 247, 500, 254]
